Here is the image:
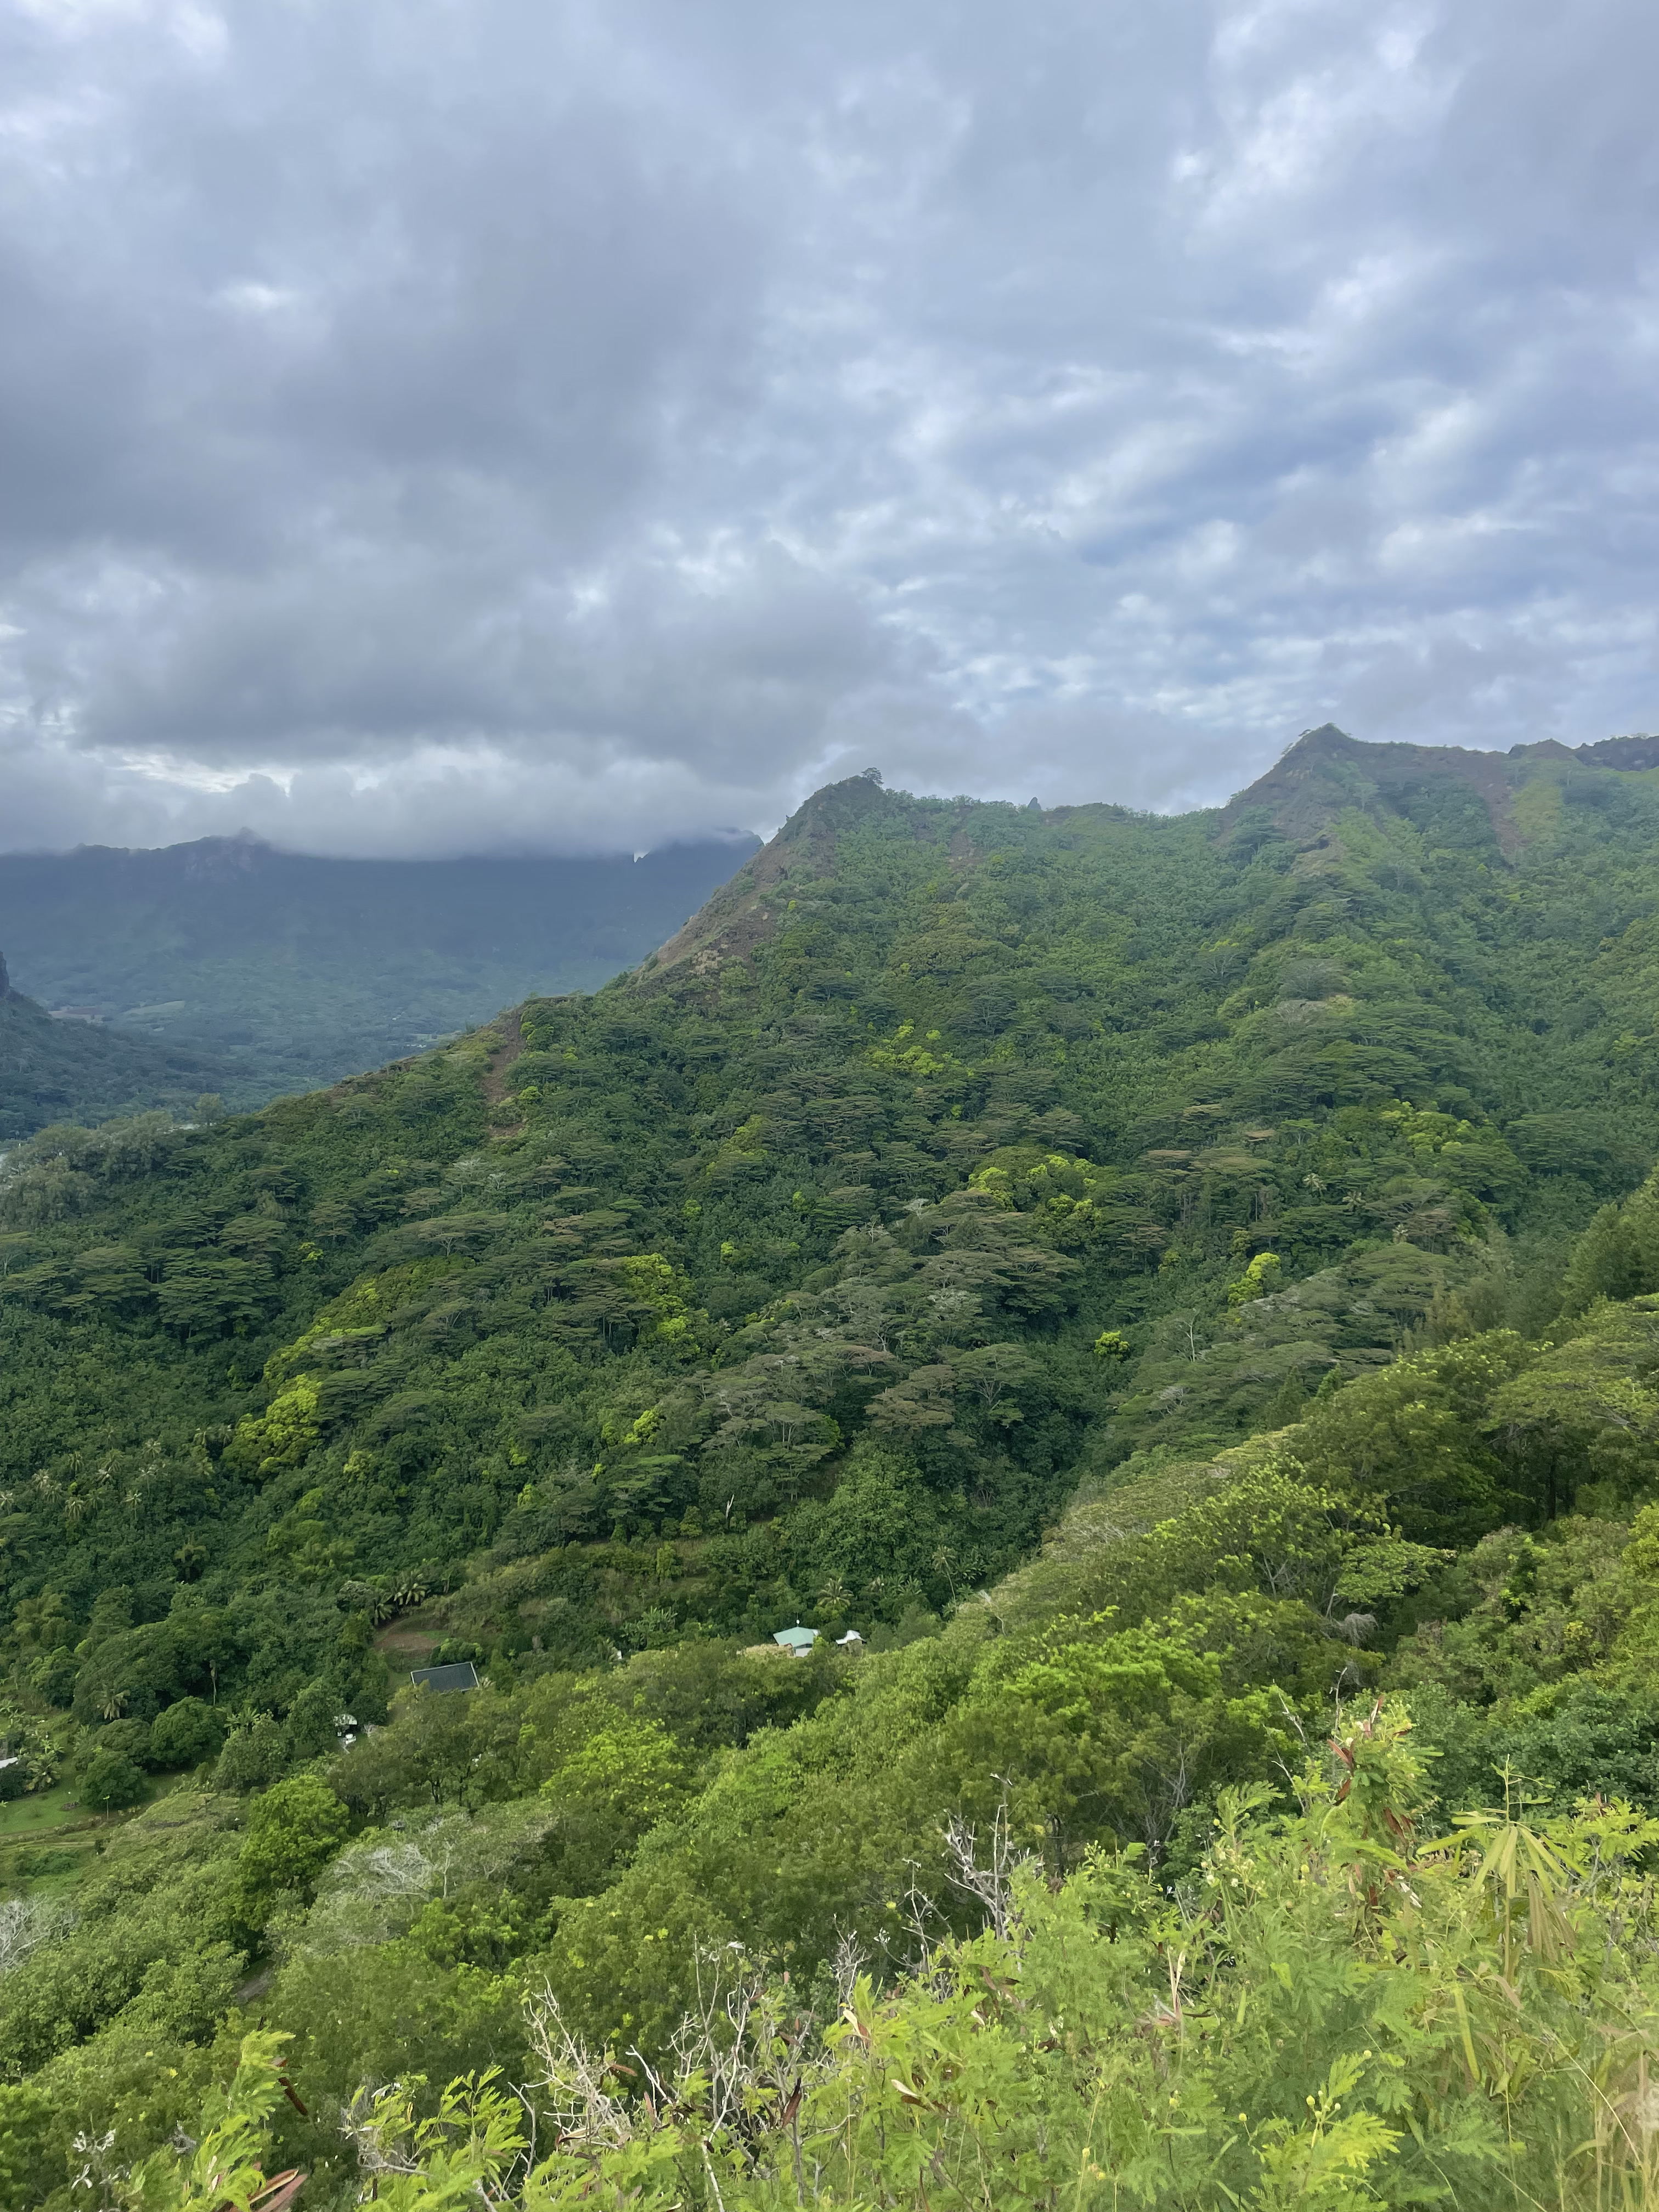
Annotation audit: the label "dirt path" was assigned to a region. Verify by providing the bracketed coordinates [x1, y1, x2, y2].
[482, 1006, 525, 1101]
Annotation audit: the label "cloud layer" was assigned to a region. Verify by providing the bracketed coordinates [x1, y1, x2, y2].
[3, 0, 1657, 854]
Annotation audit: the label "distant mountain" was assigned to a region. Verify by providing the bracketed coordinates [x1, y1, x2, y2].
[0, 833, 759, 1110]
[0, 952, 237, 1141]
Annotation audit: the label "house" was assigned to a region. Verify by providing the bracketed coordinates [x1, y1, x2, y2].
[836, 1629, 864, 1650]
[772, 1623, 819, 1657]
[410, 1660, 479, 1693]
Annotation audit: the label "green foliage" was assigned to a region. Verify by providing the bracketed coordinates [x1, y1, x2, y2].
[2, 747, 1659, 2192]
[0, 2081, 55, 2211]
[125, 2027, 299, 2212]
[148, 1697, 223, 1772]
[236, 1773, 351, 1919]
[1226, 1248, 1282, 1307]
[77, 1746, 147, 1812]
[147, 1708, 1659, 2212]
[0, 956, 235, 1145]
[935, 1620, 1290, 1870]
[1279, 1330, 1532, 1541]
[0, 1792, 244, 2079]
[1559, 1164, 1659, 1311]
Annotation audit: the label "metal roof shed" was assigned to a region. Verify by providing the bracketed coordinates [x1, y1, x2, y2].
[410, 1661, 479, 1694]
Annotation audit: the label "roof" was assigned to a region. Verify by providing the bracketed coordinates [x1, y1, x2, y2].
[836, 1629, 864, 1645]
[772, 1625, 819, 1652]
[410, 1661, 479, 1694]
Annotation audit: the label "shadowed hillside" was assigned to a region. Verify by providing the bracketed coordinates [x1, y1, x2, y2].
[0, 953, 237, 1141]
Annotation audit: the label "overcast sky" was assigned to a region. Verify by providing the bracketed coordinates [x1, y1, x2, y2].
[3, 0, 1656, 856]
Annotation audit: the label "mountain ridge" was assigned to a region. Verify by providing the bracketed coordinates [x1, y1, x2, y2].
[0, 951, 238, 1141]
[1221, 719, 1659, 849]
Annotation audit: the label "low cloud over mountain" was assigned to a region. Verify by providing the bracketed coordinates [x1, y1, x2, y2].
[3, 0, 1657, 854]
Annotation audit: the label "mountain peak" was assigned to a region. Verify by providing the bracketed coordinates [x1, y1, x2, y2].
[645, 774, 915, 980]
[1221, 726, 1658, 852]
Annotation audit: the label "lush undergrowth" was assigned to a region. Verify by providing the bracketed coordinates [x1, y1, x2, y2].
[121, 1724, 1659, 2212]
[1, 730, 1657, 2206]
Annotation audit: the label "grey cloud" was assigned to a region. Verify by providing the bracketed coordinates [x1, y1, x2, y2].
[2, 0, 1657, 857]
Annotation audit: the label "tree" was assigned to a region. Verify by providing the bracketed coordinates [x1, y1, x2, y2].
[1288, 1334, 1528, 1544]
[77, 1745, 145, 1814]
[410, 1212, 501, 1256]
[154, 1253, 270, 1338]
[1488, 1300, 1659, 1514]
[1559, 1167, 1659, 1313]
[149, 1696, 224, 1771]
[784, 1446, 946, 1612]
[0, 2082, 57, 2210]
[215, 1714, 294, 1794]
[237, 1773, 351, 1920]
[937, 1624, 1289, 1869]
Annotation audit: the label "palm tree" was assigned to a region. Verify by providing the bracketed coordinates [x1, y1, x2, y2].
[817, 1575, 851, 1621]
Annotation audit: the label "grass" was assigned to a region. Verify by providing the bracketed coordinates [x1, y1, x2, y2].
[0, 1785, 100, 1897]
[0, 1782, 82, 1837]
[0, 1778, 187, 1895]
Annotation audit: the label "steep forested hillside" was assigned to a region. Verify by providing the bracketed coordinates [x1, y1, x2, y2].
[0, 955, 236, 1142]
[1, 727, 1658, 2209]
[0, 832, 757, 1108]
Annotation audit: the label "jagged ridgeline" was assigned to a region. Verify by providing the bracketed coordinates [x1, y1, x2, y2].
[3, 729, 1659, 2204]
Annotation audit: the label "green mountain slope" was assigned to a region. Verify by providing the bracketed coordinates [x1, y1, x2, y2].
[0, 953, 238, 1142]
[0, 832, 758, 1107]
[4, 727, 1657, 1637]
[1, 729, 1658, 2203]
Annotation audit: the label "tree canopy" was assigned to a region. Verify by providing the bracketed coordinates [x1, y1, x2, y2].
[2, 741, 1659, 2203]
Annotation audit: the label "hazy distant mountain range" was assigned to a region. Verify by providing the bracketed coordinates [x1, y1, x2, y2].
[0, 832, 757, 1132]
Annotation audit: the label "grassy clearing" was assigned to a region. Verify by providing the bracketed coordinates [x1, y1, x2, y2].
[0, 1783, 81, 1838]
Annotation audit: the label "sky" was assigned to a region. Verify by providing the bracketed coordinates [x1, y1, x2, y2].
[2, 0, 1657, 858]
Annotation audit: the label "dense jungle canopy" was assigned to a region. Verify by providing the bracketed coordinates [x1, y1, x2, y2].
[2, 724, 1659, 2209]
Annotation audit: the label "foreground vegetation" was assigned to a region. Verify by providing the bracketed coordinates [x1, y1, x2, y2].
[1, 728, 1658, 2205]
[117, 1714, 1659, 2212]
